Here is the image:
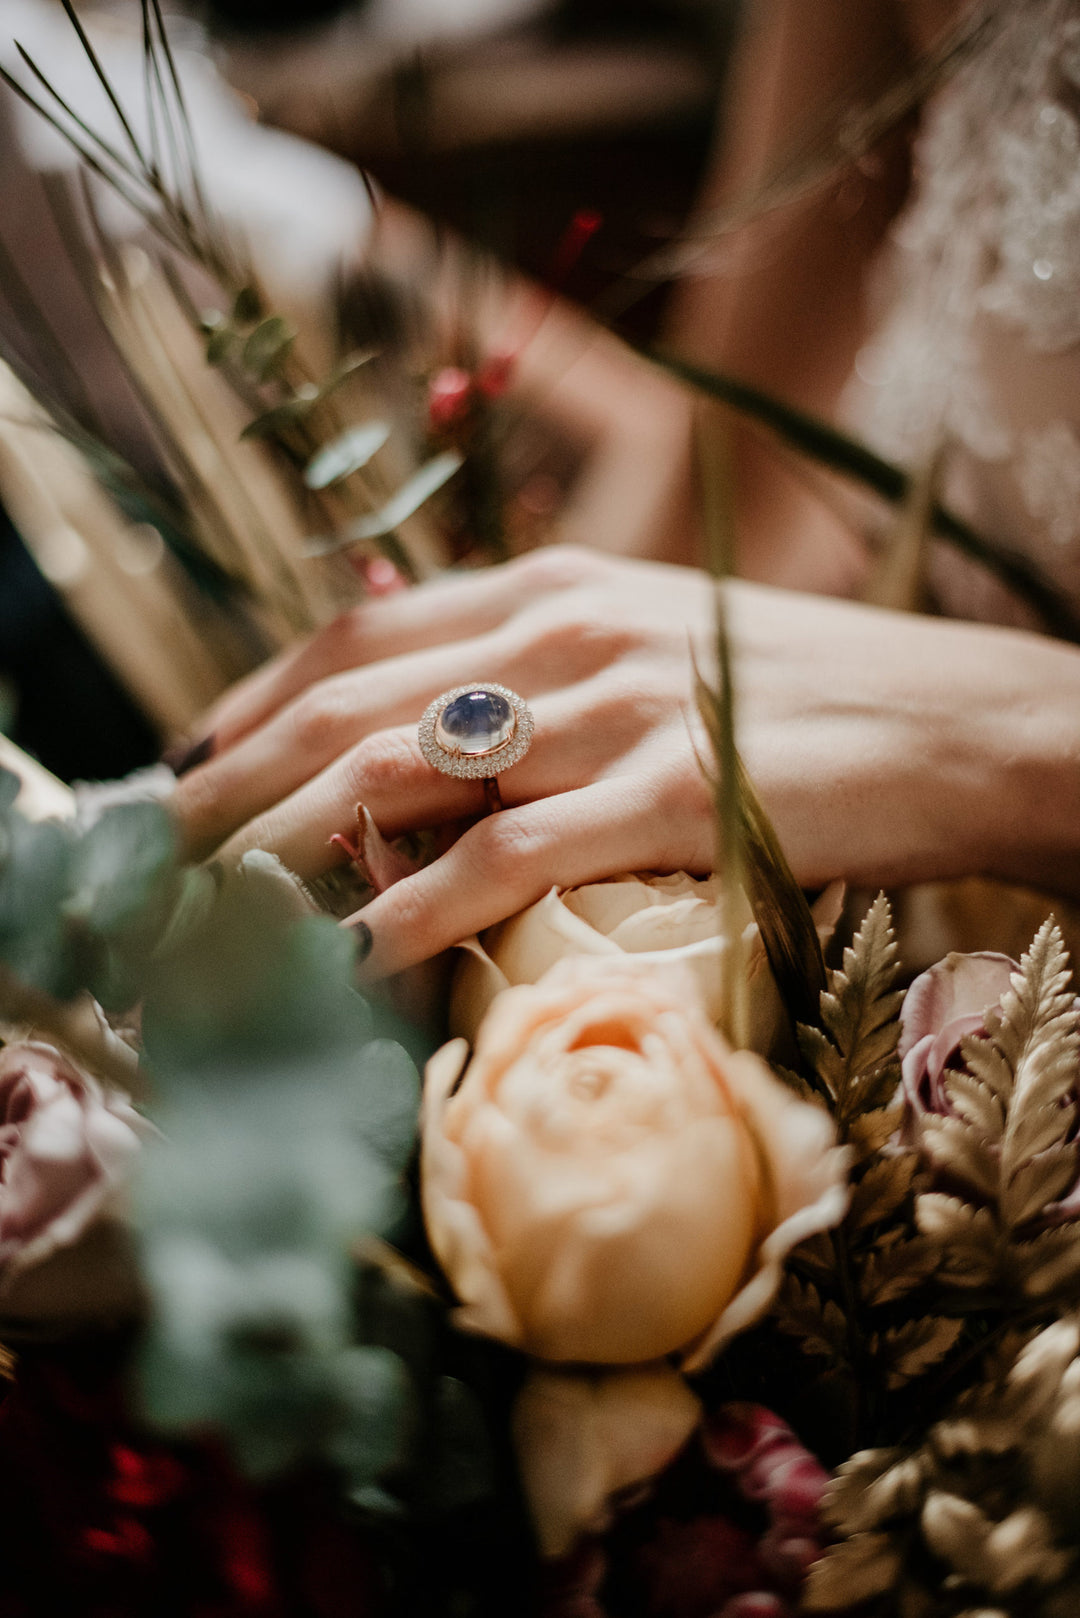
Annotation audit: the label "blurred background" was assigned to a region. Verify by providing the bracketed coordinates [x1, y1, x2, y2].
[0, 0, 737, 784]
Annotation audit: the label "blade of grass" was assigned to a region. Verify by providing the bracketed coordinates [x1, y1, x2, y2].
[644, 347, 1080, 642]
[54, 0, 148, 166]
[694, 402, 828, 1039]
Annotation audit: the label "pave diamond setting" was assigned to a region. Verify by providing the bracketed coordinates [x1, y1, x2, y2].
[418, 683, 534, 780]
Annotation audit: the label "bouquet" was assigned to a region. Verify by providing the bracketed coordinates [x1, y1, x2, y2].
[3, 9, 1080, 1618]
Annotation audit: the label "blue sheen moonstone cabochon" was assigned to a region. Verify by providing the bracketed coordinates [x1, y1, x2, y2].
[434, 688, 517, 756]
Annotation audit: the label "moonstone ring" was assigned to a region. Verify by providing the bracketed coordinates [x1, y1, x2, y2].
[418, 683, 534, 812]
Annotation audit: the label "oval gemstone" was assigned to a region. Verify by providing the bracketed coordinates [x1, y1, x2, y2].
[435, 689, 516, 756]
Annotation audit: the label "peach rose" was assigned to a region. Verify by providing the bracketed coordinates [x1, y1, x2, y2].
[450, 871, 843, 1052]
[422, 958, 848, 1368]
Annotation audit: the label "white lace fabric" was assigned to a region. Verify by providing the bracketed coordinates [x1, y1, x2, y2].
[846, 0, 1080, 620]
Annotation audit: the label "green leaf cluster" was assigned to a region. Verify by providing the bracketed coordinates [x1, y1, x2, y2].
[0, 766, 178, 1011]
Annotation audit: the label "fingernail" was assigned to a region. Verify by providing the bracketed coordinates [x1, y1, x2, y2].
[352, 919, 374, 963]
[164, 734, 215, 777]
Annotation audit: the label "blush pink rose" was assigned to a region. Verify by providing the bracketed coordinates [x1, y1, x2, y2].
[897, 952, 1017, 1137]
[0, 1041, 150, 1284]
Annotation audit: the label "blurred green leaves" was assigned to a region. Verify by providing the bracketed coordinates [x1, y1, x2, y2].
[0, 773, 430, 1503]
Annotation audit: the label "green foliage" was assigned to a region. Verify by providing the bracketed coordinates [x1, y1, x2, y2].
[0, 778, 439, 1507]
[130, 850, 423, 1490]
[0, 768, 178, 1005]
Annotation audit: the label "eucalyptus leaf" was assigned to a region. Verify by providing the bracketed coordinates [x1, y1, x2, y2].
[306, 451, 463, 557]
[232, 284, 262, 324]
[0, 814, 76, 997]
[240, 387, 319, 441]
[242, 315, 295, 382]
[327, 1345, 413, 1490]
[304, 421, 392, 490]
[65, 800, 177, 939]
[204, 322, 238, 367]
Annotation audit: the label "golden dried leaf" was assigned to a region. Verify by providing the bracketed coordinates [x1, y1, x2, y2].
[827, 1450, 927, 1537]
[877, 1315, 964, 1389]
[859, 1234, 937, 1305]
[798, 893, 903, 1131]
[849, 1103, 904, 1156]
[919, 1114, 1000, 1201]
[920, 1489, 992, 1580]
[1017, 1227, 1080, 1301]
[915, 1194, 1000, 1286]
[997, 924, 1079, 1176]
[801, 1533, 903, 1610]
[982, 1504, 1071, 1596]
[848, 1153, 919, 1231]
[787, 1229, 838, 1288]
[774, 1272, 849, 1364]
[1002, 1145, 1078, 1231]
[944, 1066, 1006, 1138]
[960, 1030, 1016, 1102]
[821, 1447, 903, 1531]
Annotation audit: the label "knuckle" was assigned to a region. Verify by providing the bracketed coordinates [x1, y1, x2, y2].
[468, 808, 556, 888]
[511, 543, 605, 594]
[289, 682, 355, 754]
[347, 729, 418, 797]
[321, 605, 370, 668]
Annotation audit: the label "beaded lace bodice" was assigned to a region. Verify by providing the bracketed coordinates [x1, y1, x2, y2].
[848, 0, 1080, 620]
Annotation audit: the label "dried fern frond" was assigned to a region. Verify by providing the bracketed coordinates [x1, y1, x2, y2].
[804, 1317, 1080, 1615]
[799, 893, 904, 1137]
[913, 920, 1080, 1307]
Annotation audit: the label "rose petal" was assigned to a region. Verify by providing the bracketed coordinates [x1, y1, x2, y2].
[421, 1039, 525, 1346]
[513, 1363, 702, 1558]
[0, 1042, 150, 1288]
[681, 1052, 849, 1372]
[898, 952, 1016, 1060]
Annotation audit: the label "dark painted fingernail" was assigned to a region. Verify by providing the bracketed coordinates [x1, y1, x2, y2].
[164, 734, 215, 777]
[352, 919, 374, 963]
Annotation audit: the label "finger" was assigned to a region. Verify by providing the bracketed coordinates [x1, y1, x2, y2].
[205, 682, 641, 876]
[175, 630, 508, 854]
[194, 551, 592, 752]
[347, 773, 702, 978]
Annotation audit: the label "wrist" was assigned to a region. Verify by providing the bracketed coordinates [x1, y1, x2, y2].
[966, 627, 1080, 900]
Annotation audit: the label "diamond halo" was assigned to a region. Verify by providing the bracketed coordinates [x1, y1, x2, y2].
[418, 683, 534, 780]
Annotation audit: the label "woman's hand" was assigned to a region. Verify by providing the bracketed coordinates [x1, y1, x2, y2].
[171, 548, 1080, 975]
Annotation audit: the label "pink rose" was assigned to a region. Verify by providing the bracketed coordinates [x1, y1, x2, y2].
[897, 952, 1017, 1135]
[0, 1042, 149, 1287]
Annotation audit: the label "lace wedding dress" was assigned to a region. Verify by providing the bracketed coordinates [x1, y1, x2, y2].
[847, 0, 1080, 623]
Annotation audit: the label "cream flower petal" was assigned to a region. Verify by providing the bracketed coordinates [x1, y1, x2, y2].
[421, 1039, 524, 1346]
[682, 1051, 849, 1372]
[512, 1362, 702, 1558]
